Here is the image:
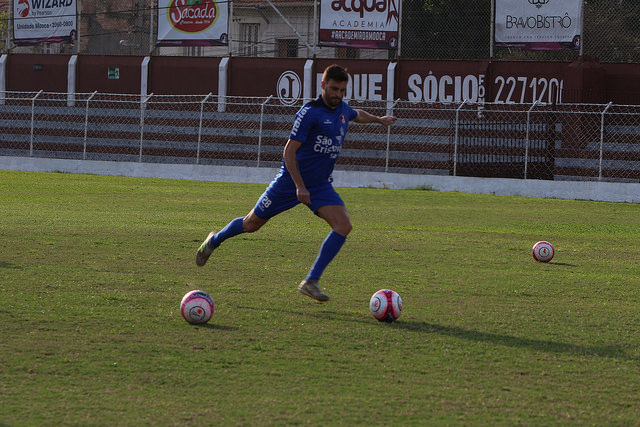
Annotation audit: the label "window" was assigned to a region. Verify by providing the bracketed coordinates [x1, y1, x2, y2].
[335, 47, 359, 59]
[184, 46, 204, 56]
[277, 39, 298, 58]
[42, 43, 60, 54]
[240, 23, 260, 57]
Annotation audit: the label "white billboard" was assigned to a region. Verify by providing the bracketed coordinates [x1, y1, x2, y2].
[319, 0, 400, 50]
[13, 0, 77, 45]
[157, 0, 228, 47]
[495, 0, 582, 50]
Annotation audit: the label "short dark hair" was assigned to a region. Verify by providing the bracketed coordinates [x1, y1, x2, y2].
[322, 64, 349, 83]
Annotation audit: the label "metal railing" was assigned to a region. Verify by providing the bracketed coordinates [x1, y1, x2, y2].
[1, 91, 640, 182]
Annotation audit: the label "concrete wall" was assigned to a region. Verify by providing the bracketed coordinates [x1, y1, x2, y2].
[1, 155, 639, 203]
[4, 55, 635, 105]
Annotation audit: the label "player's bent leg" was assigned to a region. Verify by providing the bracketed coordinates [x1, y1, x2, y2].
[242, 209, 269, 233]
[196, 176, 292, 267]
[196, 216, 246, 267]
[316, 205, 352, 237]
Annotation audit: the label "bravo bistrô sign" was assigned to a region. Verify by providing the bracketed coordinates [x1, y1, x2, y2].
[13, 0, 77, 46]
[319, 0, 399, 49]
[495, 0, 582, 50]
[157, 0, 228, 46]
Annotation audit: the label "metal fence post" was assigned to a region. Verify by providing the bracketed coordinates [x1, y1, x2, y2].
[83, 91, 98, 160]
[29, 90, 44, 157]
[257, 95, 273, 168]
[385, 98, 400, 173]
[149, 0, 155, 55]
[196, 92, 213, 164]
[139, 93, 153, 162]
[0, 55, 7, 106]
[524, 100, 539, 180]
[453, 99, 468, 176]
[599, 102, 613, 181]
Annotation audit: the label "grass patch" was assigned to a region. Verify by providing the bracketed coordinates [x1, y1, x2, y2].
[1, 170, 640, 424]
[410, 184, 437, 191]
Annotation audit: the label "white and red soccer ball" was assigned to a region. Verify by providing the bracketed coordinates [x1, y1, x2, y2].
[180, 290, 215, 324]
[369, 289, 402, 322]
[532, 241, 554, 262]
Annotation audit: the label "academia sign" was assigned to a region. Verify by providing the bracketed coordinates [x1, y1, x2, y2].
[13, 0, 77, 45]
[157, 0, 228, 47]
[495, 0, 582, 50]
[319, 0, 400, 49]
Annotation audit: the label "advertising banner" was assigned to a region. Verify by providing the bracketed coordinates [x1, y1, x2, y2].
[157, 0, 228, 47]
[319, 0, 400, 49]
[495, 0, 582, 50]
[13, 0, 77, 46]
[398, 61, 566, 105]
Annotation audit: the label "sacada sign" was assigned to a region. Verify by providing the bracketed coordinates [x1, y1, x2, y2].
[167, 0, 219, 33]
[157, 0, 228, 45]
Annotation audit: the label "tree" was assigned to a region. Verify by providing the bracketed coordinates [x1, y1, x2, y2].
[400, 0, 640, 63]
[401, 0, 491, 60]
[0, 10, 8, 52]
[584, 0, 640, 62]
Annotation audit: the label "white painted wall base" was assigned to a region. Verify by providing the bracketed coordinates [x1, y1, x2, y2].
[1, 156, 639, 203]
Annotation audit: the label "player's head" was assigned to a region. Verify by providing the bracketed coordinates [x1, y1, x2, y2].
[322, 64, 349, 84]
[321, 64, 349, 109]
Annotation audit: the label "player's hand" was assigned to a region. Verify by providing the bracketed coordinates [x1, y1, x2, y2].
[379, 115, 397, 126]
[297, 187, 311, 205]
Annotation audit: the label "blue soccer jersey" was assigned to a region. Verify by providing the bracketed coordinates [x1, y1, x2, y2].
[286, 96, 358, 187]
[252, 96, 359, 219]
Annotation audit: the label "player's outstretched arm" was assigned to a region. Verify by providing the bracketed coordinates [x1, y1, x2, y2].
[353, 109, 397, 126]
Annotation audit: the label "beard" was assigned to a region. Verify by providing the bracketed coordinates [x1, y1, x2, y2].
[324, 94, 342, 108]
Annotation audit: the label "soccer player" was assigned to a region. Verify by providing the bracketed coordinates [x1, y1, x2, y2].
[196, 64, 397, 302]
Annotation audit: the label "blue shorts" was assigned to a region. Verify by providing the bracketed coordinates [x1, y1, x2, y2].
[253, 173, 344, 219]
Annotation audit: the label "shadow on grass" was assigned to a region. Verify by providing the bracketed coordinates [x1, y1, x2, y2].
[394, 320, 637, 361]
[238, 304, 637, 361]
[293, 306, 637, 362]
[199, 323, 239, 331]
[0, 261, 21, 269]
[549, 261, 577, 266]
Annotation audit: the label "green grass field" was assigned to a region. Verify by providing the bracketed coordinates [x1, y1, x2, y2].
[1, 170, 640, 425]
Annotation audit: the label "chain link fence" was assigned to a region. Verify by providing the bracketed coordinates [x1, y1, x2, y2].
[2, 0, 640, 62]
[2, 91, 639, 182]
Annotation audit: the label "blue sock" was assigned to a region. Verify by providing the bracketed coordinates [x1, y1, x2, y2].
[306, 231, 347, 281]
[208, 217, 244, 249]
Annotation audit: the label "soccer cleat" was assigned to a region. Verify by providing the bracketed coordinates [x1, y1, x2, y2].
[196, 231, 215, 267]
[298, 279, 329, 302]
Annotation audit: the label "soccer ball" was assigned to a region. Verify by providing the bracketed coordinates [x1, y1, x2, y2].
[532, 241, 554, 262]
[180, 290, 215, 324]
[369, 289, 402, 323]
